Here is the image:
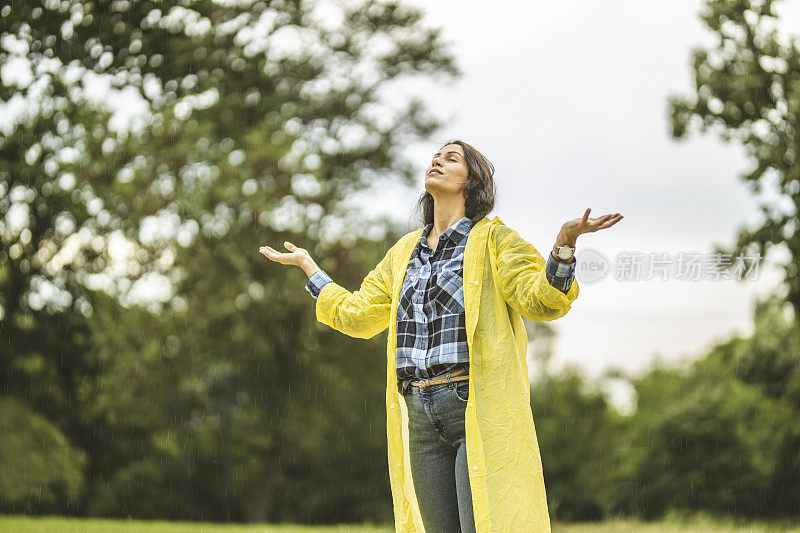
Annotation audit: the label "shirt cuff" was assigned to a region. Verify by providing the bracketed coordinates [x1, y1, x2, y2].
[305, 269, 333, 300]
[545, 252, 575, 294]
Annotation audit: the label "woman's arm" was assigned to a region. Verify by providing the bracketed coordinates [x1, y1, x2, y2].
[493, 226, 579, 322]
[312, 245, 395, 339]
[493, 208, 623, 321]
[260, 240, 396, 339]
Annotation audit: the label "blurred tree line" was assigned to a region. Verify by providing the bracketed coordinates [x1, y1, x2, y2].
[535, 0, 800, 521]
[3, 0, 800, 526]
[533, 292, 800, 521]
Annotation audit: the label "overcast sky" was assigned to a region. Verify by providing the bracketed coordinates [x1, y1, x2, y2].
[346, 0, 800, 381]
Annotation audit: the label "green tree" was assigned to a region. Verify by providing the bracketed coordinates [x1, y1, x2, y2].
[533, 366, 625, 521]
[620, 333, 795, 519]
[668, 0, 800, 517]
[668, 0, 800, 317]
[0, 397, 86, 513]
[706, 294, 800, 515]
[2, 0, 458, 523]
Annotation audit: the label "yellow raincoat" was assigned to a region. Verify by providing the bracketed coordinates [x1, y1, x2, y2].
[314, 215, 579, 532]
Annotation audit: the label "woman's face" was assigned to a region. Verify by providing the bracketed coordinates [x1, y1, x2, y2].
[425, 143, 468, 197]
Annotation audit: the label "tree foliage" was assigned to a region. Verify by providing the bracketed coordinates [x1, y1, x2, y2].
[668, 0, 800, 317]
[1, 0, 458, 523]
[0, 396, 86, 512]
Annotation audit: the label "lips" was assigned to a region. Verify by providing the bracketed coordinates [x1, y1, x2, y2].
[428, 169, 442, 176]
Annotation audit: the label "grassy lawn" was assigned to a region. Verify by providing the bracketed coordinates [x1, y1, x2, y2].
[554, 518, 800, 532]
[1, 514, 798, 532]
[0, 516, 392, 532]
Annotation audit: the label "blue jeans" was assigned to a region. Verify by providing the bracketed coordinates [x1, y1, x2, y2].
[400, 374, 476, 532]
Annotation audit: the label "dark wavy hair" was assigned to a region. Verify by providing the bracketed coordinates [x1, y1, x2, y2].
[413, 139, 497, 227]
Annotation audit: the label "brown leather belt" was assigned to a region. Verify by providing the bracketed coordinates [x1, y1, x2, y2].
[409, 367, 469, 389]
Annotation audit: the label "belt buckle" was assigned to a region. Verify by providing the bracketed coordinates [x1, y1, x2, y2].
[421, 374, 440, 389]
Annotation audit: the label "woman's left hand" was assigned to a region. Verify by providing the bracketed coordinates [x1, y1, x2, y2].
[560, 208, 623, 243]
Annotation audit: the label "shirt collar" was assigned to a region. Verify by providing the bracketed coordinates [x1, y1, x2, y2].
[421, 216, 475, 248]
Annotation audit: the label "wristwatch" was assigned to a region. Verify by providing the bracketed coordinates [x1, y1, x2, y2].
[553, 243, 575, 261]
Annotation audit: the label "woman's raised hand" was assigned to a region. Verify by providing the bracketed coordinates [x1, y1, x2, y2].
[259, 241, 312, 268]
[561, 208, 623, 240]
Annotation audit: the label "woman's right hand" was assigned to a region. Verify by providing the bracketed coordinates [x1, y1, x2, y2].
[259, 241, 320, 277]
[259, 241, 311, 267]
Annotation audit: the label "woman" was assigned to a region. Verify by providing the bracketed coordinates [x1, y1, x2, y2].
[259, 140, 622, 532]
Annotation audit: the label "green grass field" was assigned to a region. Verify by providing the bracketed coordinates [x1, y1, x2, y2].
[1, 514, 798, 532]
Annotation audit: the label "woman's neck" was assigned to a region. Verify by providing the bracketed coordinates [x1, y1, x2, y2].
[430, 204, 467, 239]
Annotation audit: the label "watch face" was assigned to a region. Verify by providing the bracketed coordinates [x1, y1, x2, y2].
[559, 248, 573, 259]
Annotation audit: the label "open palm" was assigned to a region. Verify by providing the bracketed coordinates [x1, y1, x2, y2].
[562, 208, 623, 239]
[258, 241, 310, 267]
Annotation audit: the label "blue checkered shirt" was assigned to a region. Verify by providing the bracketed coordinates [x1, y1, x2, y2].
[305, 217, 575, 386]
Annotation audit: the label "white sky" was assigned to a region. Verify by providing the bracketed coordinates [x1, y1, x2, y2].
[347, 0, 800, 381]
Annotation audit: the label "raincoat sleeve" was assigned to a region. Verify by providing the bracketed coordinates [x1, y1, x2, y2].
[492, 225, 579, 321]
[313, 241, 396, 339]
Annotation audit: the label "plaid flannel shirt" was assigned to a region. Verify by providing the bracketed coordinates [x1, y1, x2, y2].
[305, 217, 575, 387]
